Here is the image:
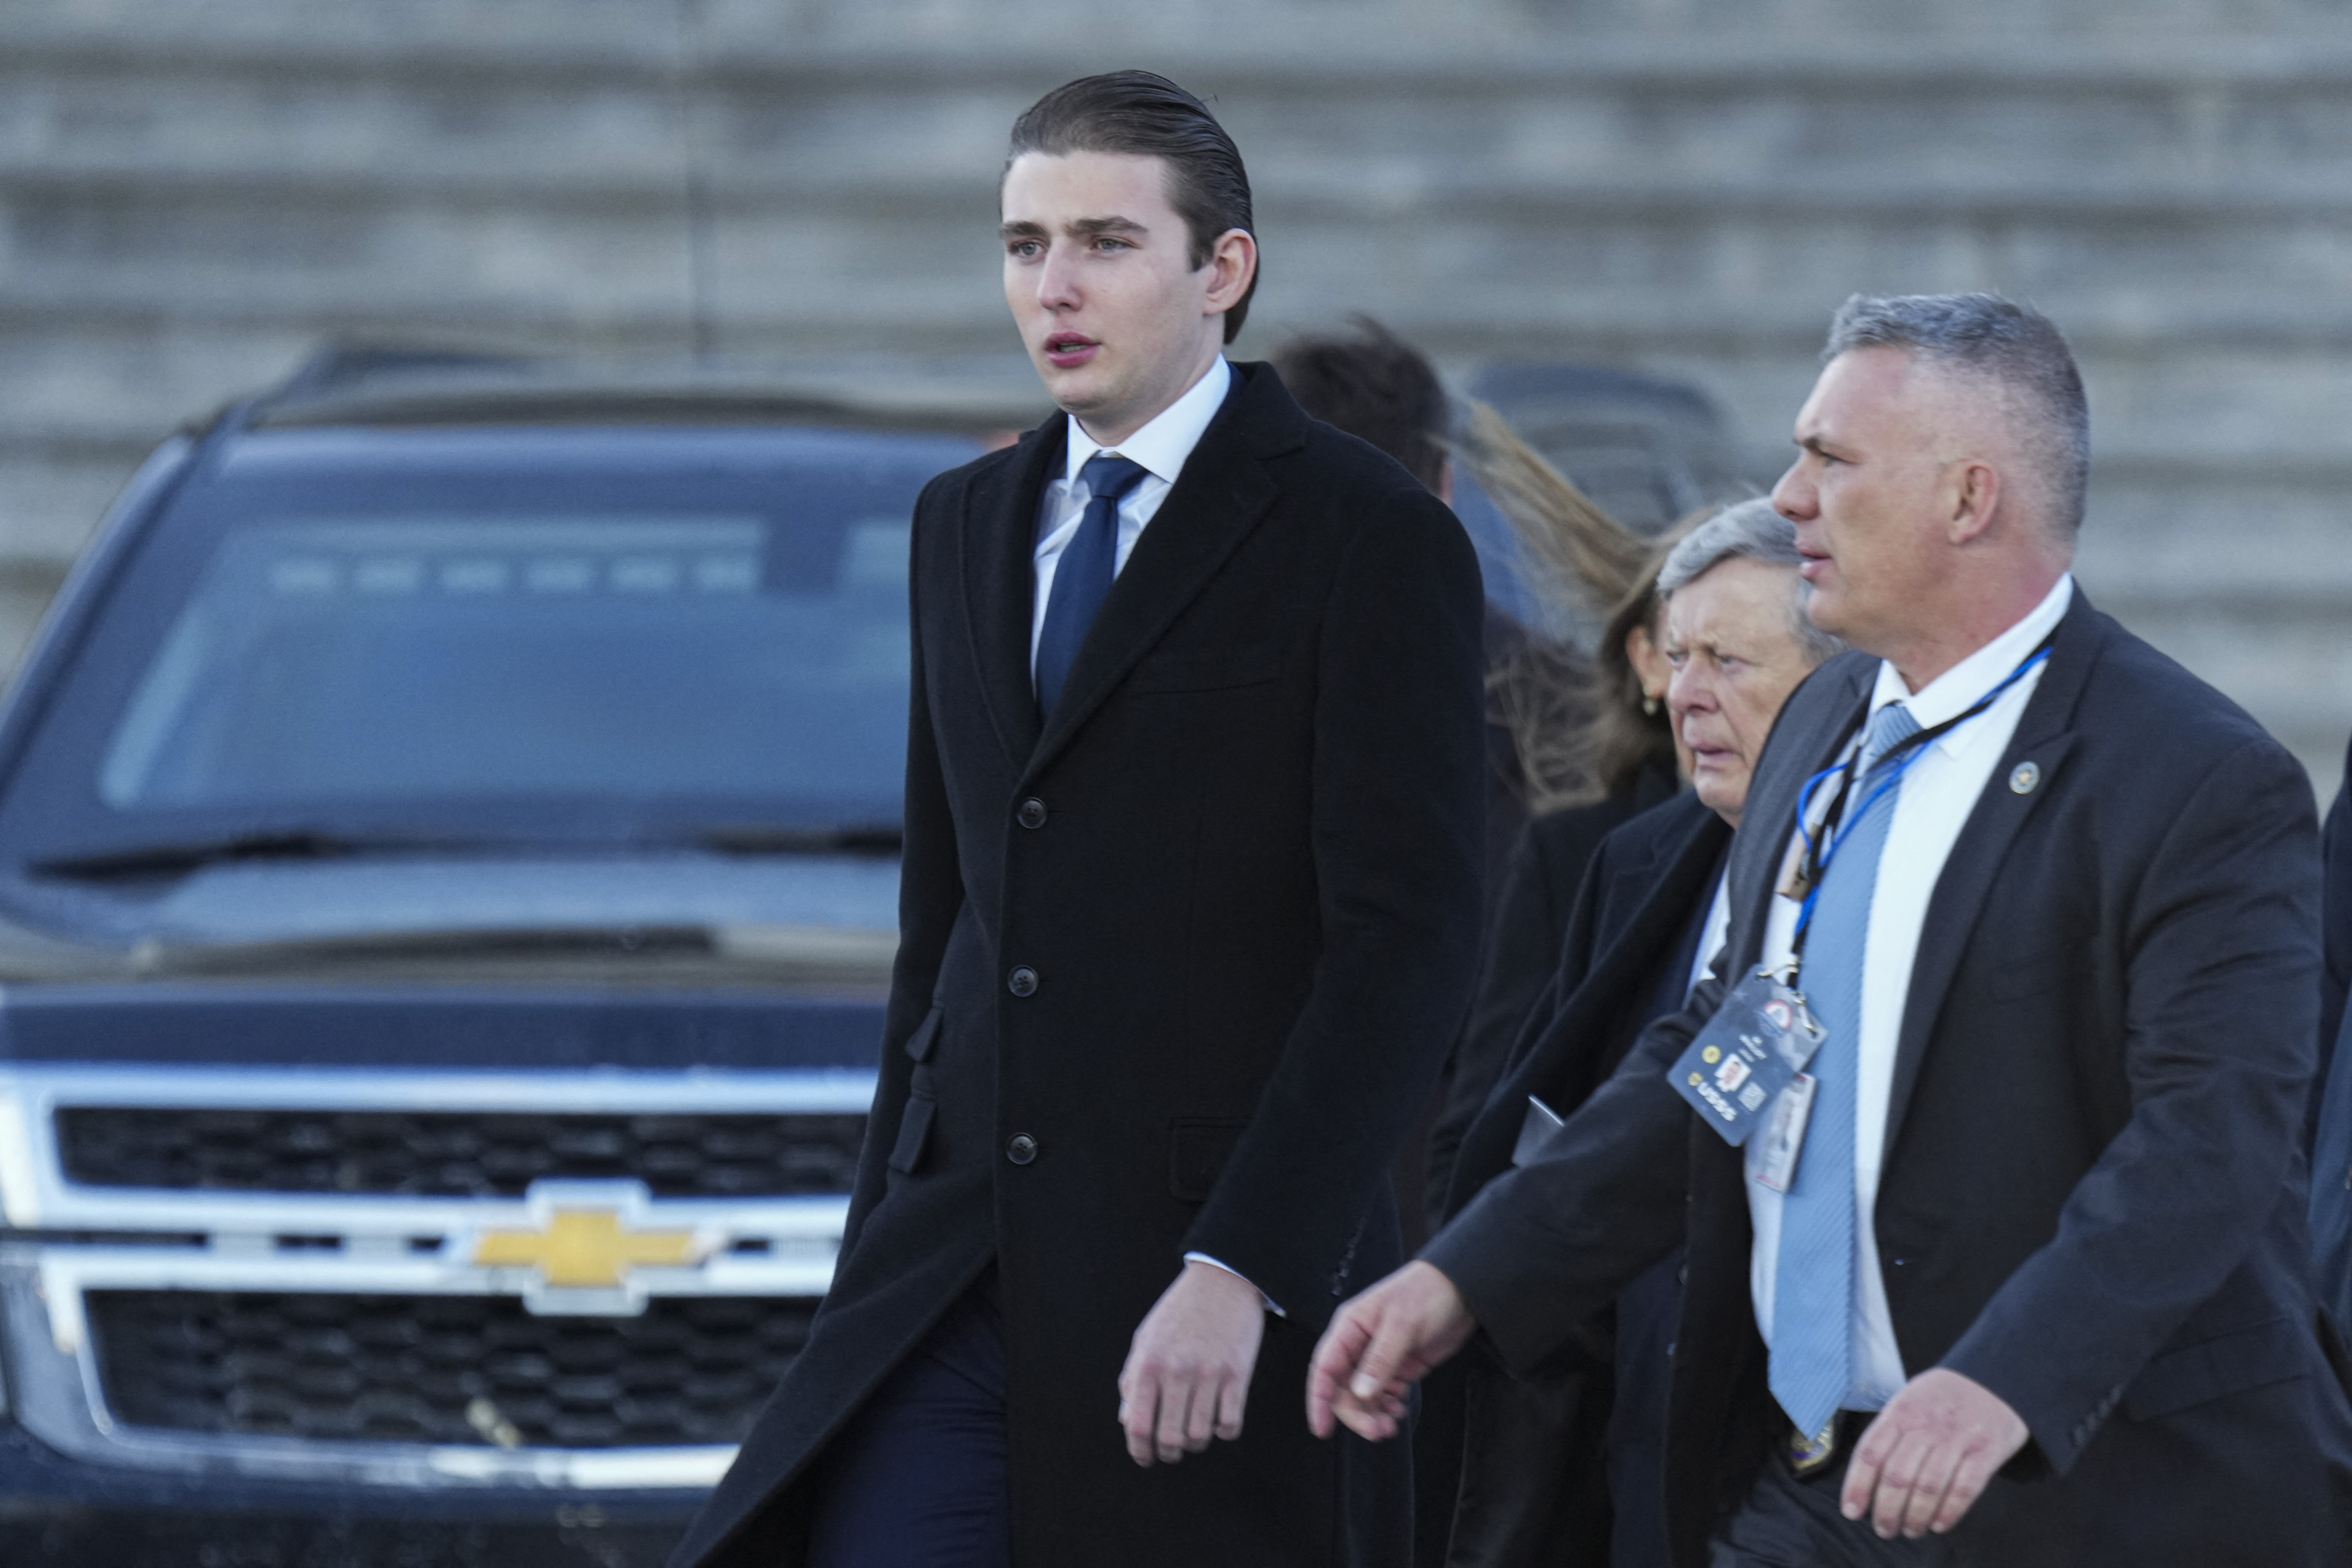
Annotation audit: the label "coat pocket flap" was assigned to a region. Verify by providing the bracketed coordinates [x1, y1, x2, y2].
[903, 1005, 945, 1063]
[1169, 1118, 1249, 1201]
[2123, 1316, 2308, 1422]
[887, 1093, 936, 1175]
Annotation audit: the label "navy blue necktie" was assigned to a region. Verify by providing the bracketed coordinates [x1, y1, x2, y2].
[1035, 453, 1149, 719]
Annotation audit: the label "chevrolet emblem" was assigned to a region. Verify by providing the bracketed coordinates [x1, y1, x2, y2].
[473, 1209, 705, 1289]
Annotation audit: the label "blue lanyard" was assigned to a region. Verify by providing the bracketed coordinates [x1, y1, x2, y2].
[1788, 637, 2054, 952]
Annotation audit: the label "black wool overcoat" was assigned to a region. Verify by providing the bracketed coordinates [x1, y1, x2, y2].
[1434, 790, 1725, 1567]
[1429, 592, 2352, 1567]
[669, 363, 1489, 1568]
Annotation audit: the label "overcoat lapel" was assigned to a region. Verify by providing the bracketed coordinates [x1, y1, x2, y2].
[1881, 594, 2102, 1159]
[960, 416, 1066, 772]
[1021, 369, 1303, 785]
[1728, 657, 1872, 956]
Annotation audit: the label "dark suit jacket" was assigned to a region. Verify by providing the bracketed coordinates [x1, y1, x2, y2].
[1427, 592, 2352, 1568]
[2313, 740, 2352, 1332]
[2322, 736, 2352, 1083]
[670, 363, 1488, 1568]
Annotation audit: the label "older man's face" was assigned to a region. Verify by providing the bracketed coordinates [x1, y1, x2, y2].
[1770, 347, 1955, 659]
[1664, 555, 1820, 828]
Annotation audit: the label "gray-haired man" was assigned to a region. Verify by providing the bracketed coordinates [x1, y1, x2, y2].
[1312, 293, 2352, 1565]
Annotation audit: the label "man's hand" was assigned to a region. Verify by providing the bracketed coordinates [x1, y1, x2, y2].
[1841, 1367, 2030, 1539]
[1305, 1261, 1478, 1442]
[1117, 1260, 1266, 1466]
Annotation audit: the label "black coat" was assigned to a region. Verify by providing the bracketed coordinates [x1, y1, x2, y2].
[1436, 790, 1726, 1568]
[2314, 743, 2352, 1332]
[671, 363, 1489, 1568]
[1439, 785, 1721, 1222]
[1425, 766, 1679, 1219]
[1428, 592, 2352, 1567]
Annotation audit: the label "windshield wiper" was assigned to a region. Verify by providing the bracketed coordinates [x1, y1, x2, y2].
[694, 823, 903, 856]
[29, 830, 473, 880]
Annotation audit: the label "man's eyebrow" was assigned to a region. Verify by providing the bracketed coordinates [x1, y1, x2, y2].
[999, 215, 1151, 242]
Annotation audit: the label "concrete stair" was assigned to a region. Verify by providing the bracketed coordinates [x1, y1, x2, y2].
[6, 1, 2352, 786]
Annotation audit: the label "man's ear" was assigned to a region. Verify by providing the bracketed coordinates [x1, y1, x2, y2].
[1947, 459, 2002, 547]
[1203, 229, 1256, 315]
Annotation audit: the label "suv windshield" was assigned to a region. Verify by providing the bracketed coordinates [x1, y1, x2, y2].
[1, 424, 976, 866]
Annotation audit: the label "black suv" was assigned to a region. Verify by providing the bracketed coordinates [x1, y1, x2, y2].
[0, 348, 1728, 1564]
[0, 350, 1033, 1564]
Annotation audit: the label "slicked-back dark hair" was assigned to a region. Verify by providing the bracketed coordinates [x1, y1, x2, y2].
[1271, 316, 1447, 491]
[1007, 70, 1258, 343]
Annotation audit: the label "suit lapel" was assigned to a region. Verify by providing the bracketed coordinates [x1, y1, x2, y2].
[960, 416, 1065, 773]
[1021, 366, 1301, 784]
[1880, 596, 2104, 1160]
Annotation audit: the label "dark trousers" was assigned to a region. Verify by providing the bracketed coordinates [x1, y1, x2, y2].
[806, 1282, 1010, 1568]
[1709, 1449, 1940, 1568]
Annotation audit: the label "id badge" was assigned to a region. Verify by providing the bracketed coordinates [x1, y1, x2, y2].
[1746, 1073, 1817, 1191]
[1667, 969, 1824, 1146]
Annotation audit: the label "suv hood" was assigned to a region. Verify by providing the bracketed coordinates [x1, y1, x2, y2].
[143, 854, 900, 948]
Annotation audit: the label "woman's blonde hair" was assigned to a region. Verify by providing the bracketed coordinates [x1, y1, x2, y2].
[1460, 401, 1706, 813]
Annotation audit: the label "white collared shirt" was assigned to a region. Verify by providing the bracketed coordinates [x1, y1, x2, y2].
[1692, 870, 1732, 995]
[1029, 356, 1231, 679]
[1747, 572, 2074, 1411]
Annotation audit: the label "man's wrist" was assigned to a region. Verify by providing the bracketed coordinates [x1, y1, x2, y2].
[1182, 1252, 1285, 1317]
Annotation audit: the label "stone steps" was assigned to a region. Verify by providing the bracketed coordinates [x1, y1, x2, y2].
[3, 4, 2351, 789]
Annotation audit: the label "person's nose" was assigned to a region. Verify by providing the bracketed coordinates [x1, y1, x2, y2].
[1035, 242, 1082, 314]
[1771, 459, 1815, 521]
[1669, 661, 1712, 721]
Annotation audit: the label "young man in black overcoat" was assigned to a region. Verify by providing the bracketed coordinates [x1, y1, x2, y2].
[665, 71, 1488, 1568]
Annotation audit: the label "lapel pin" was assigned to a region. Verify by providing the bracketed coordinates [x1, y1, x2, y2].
[2009, 761, 2041, 795]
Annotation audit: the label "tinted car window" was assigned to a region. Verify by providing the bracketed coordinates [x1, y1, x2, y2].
[0, 425, 977, 863]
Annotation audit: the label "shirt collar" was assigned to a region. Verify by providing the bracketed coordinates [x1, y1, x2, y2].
[1867, 572, 2073, 755]
[1063, 356, 1231, 489]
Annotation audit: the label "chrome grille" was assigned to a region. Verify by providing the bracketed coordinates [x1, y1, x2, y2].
[86, 1289, 818, 1449]
[56, 1106, 867, 1198]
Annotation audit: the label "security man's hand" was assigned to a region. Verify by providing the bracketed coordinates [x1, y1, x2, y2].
[1841, 1367, 2030, 1538]
[1305, 1261, 1477, 1442]
[1117, 1260, 1265, 1466]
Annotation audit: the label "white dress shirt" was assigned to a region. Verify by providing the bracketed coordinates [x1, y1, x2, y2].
[1746, 572, 2074, 1411]
[1692, 869, 1732, 995]
[1029, 356, 1231, 678]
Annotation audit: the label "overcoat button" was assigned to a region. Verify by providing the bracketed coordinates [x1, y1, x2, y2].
[1006, 1134, 1038, 1165]
[1017, 798, 1048, 830]
[1008, 966, 1038, 997]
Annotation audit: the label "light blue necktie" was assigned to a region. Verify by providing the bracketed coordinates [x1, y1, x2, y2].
[1771, 699, 1921, 1439]
[1034, 453, 1150, 720]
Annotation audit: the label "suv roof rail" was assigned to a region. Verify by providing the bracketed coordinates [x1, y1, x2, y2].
[268, 343, 543, 406]
[247, 342, 1055, 438]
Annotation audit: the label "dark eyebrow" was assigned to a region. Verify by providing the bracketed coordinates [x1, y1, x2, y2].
[999, 215, 1151, 243]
